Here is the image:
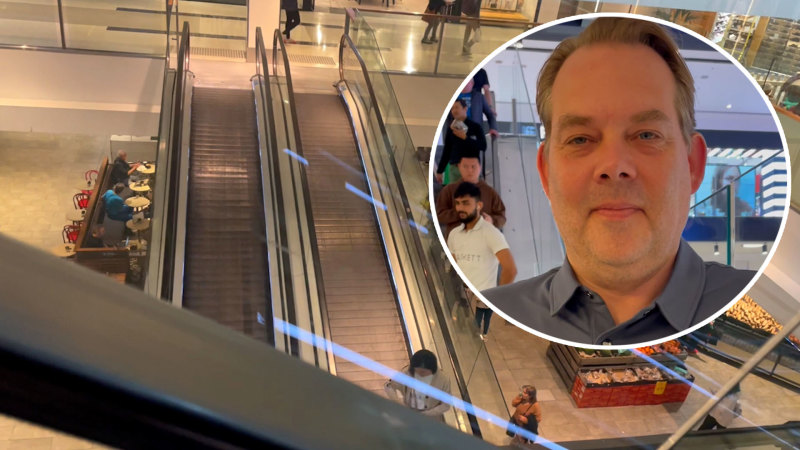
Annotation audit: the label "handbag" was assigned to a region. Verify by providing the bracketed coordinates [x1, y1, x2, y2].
[422, 7, 436, 23]
[506, 402, 535, 438]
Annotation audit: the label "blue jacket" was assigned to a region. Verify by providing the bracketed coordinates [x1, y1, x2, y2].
[103, 190, 133, 221]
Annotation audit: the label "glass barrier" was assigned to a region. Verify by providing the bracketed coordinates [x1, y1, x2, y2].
[60, 0, 166, 55]
[341, 21, 514, 445]
[349, 9, 532, 76]
[0, 0, 245, 57]
[686, 150, 786, 269]
[686, 185, 734, 265]
[0, 0, 62, 47]
[683, 294, 800, 388]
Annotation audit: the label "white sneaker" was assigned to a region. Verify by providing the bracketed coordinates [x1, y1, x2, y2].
[479, 334, 487, 341]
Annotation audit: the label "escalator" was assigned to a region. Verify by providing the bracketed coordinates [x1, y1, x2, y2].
[181, 87, 273, 344]
[293, 93, 410, 394]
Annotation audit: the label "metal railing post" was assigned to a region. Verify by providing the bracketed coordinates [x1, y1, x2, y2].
[57, 0, 66, 49]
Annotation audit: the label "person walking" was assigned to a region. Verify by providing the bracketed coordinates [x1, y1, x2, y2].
[421, 0, 445, 44]
[282, 0, 300, 43]
[447, 182, 516, 340]
[461, 0, 482, 56]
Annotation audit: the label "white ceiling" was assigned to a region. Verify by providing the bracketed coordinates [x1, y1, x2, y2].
[484, 46, 780, 132]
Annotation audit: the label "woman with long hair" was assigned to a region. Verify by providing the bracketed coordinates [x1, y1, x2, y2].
[510, 385, 542, 444]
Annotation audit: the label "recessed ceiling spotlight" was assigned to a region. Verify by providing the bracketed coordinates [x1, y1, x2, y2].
[726, 104, 733, 109]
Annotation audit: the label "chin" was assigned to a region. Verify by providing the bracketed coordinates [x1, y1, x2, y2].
[586, 236, 652, 267]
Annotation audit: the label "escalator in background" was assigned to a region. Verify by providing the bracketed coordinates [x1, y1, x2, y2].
[181, 87, 273, 344]
[294, 93, 411, 394]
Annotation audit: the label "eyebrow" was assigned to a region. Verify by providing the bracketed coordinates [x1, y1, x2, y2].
[556, 114, 592, 129]
[556, 109, 670, 129]
[630, 109, 670, 123]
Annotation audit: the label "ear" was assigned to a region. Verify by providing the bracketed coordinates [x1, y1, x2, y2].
[537, 141, 551, 198]
[477, 200, 484, 213]
[688, 133, 707, 194]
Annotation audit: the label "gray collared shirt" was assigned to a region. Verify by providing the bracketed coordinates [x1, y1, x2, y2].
[483, 240, 756, 345]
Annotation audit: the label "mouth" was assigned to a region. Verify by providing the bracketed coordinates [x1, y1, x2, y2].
[590, 203, 642, 220]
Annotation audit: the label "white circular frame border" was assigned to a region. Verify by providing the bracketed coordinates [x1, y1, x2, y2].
[427, 12, 793, 351]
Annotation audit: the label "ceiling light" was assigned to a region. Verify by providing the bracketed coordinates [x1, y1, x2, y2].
[726, 104, 733, 109]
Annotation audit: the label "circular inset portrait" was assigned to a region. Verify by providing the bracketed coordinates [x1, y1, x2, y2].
[429, 13, 791, 348]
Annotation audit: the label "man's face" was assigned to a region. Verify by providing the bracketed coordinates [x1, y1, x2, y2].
[452, 102, 467, 121]
[454, 195, 481, 224]
[538, 43, 706, 276]
[458, 157, 481, 183]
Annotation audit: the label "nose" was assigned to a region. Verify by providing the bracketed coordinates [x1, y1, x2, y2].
[593, 138, 637, 182]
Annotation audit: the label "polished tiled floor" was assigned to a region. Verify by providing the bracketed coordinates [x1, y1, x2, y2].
[485, 317, 800, 444]
[0, 132, 110, 448]
[0, 131, 106, 252]
[0, 413, 107, 450]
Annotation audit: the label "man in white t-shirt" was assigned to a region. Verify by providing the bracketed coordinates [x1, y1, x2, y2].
[446, 182, 517, 340]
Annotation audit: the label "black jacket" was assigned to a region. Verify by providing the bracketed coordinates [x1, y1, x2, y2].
[437, 118, 486, 174]
[110, 157, 131, 185]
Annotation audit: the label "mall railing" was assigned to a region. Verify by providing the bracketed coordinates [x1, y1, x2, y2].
[339, 29, 512, 443]
[0, 0, 246, 58]
[662, 311, 800, 449]
[686, 150, 786, 267]
[159, 21, 192, 302]
[143, 1, 180, 298]
[0, 233, 496, 450]
[345, 8, 533, 76]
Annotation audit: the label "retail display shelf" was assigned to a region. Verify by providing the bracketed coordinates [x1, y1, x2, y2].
[547, 343, 693, 408]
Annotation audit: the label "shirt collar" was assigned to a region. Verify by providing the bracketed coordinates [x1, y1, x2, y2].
[456, 216, 485, 233]
[548, 239, 705, 330]
[549, 259, 583, 316]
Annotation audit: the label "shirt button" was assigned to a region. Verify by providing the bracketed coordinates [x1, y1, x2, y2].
[584, 290, 593, 299]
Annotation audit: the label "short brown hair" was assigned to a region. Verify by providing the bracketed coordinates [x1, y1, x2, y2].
[536, 17, 695, 145]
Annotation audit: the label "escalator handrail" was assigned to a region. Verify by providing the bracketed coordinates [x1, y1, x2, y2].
[338, 33, 487, 436]
[145, 2, 177, 298]
[253, 27, 296, 353]
[271, 28, 334, 365]
[160, 21, 190, 301]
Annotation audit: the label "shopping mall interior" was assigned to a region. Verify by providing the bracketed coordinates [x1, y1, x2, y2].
[0, 0, 799, 449]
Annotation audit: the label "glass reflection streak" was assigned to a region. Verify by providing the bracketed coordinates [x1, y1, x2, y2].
[274, 318, 564, 448]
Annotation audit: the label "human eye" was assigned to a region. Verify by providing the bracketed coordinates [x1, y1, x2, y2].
[566, 135, 590, 145]
[636, 130, 661, 141]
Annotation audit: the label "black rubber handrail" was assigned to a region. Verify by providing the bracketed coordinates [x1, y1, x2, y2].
[160, 21, 190, 301]
[338, 33, 487, 437]
[254, 27, 294, 354]
[271, 28, 333, 365]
